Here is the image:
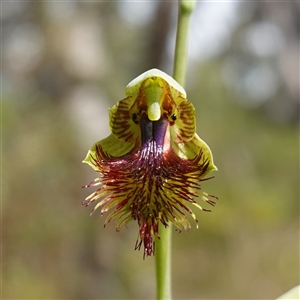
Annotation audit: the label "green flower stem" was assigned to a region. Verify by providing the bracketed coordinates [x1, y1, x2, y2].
[155, 1, 195, 300]
[173, 0, 196, 86]
[155, 225, 172, 300]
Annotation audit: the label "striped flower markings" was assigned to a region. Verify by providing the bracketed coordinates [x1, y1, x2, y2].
[82, 69, 217, 258]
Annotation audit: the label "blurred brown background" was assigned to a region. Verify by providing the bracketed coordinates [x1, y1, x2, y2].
[2, 1, 299, 299]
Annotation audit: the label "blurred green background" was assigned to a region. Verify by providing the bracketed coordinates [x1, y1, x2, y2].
[2, 1, 299, 299]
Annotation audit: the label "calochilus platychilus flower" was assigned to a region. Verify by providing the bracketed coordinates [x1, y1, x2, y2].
[82, 68, 217, 258]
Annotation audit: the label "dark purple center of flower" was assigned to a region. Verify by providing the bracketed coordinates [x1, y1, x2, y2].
[140, 115, 169, 148]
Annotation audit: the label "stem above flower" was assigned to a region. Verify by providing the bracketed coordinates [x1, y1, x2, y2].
[173, 0, 196, 86]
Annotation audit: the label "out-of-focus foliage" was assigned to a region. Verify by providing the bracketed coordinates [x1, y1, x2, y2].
[2, 2, 299, 299]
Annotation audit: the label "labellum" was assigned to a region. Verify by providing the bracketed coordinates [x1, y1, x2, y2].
[82, 69, 217, 258]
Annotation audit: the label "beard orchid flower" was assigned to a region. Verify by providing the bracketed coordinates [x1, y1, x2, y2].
[82, 69, 217, 258]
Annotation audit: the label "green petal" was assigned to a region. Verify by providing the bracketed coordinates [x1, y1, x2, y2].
[82, 134, 135, 170]
[170, 96, 196, 143]
[109, 96, 139, 142]
[172, 133, 217, 177]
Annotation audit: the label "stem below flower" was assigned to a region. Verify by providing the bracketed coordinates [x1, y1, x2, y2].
[155, 1, 195, 299]
[155, 225, 172, 300]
